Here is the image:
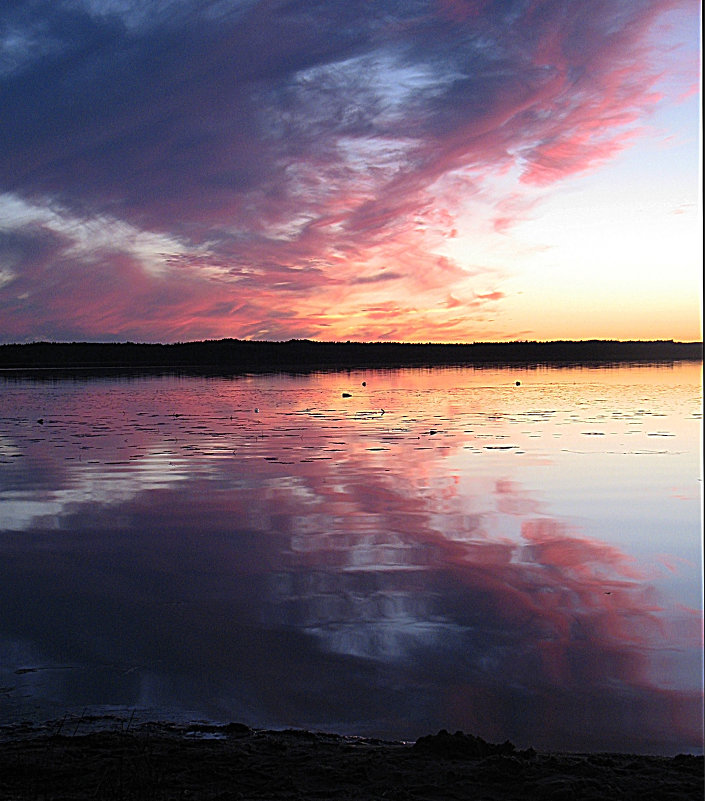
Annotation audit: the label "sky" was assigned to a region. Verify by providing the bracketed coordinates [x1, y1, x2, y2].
[0, 0, 701, 344]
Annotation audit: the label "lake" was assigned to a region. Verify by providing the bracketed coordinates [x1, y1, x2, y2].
[0, 362, 702, 755]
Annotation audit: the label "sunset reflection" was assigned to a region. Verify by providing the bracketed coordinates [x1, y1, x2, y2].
[0, 366, 701, 754]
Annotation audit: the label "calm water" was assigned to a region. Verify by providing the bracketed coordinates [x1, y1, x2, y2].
[0, 363, 702, 754]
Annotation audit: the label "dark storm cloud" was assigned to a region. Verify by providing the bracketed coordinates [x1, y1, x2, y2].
[1, 0, 682, 222]
[1, 0, 407, 225]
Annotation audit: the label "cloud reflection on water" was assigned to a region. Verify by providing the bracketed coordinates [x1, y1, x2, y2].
[0, 368, 701, 754]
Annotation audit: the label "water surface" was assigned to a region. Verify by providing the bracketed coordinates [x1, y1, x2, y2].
[0, 363, 702, 754]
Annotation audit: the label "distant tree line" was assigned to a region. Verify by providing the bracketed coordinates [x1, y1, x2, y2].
[0, 339, 701, 372]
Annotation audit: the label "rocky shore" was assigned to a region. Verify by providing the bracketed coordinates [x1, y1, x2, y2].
[0, 719, 702, 800]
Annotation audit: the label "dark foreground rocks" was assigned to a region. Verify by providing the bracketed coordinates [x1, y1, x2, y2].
[0, 720, 702, 801]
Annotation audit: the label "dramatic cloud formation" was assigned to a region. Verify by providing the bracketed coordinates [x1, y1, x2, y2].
[0, 0, 700, 342]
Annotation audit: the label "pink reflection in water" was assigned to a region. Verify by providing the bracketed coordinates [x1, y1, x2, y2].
[0, 365, 701, 753]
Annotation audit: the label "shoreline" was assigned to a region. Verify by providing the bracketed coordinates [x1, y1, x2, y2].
[1, 339, 702, 374]
[1, 718, 702, 800]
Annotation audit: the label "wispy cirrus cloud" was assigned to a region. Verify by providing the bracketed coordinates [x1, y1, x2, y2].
[0, 0, 698, 342]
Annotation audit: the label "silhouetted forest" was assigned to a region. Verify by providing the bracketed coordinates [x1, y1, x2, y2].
[0, 339, 701, 373]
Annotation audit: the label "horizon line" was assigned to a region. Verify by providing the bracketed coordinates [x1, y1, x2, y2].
[2, 338, 703, 347]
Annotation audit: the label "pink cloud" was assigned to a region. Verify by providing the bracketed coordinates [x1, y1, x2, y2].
[0, 0, 698, 342]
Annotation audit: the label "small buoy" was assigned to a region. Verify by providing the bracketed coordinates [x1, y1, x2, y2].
[362, 381, 366, 386]
[515, 381, 521, 386]
[254, 408, 259, 413]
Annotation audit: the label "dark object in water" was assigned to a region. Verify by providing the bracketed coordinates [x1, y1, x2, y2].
[342, 392, 352, 398]
[515, 381, 521, 386]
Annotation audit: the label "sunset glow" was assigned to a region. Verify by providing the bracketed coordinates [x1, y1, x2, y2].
[0, 0, 701, 343]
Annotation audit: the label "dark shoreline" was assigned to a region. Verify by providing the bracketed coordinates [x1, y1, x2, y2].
[1, 720, 702, 801]
[0, 339, 702, 374]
